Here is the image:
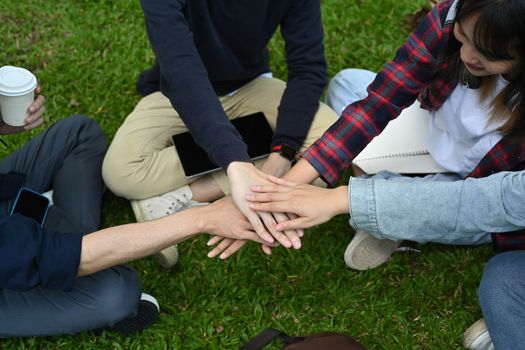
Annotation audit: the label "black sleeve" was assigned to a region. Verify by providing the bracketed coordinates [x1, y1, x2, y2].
[140, 0, 251, 168]
[273, 0, 327, 150]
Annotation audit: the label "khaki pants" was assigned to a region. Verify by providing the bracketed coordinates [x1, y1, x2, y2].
[102, 76, 338, 199]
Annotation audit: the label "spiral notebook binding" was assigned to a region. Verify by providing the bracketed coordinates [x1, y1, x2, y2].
[357, 150, 429, 161]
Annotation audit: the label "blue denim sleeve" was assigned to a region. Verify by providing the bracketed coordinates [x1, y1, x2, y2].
[349, 171, 525, 240]
[0, 214, 83, 291]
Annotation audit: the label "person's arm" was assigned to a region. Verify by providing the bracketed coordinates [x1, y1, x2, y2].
[0, 197, 268, 291]
[0, 215, 83, 291]
[349, 171, 525, 240]
[246, 170, 525, 237]
[301, 2, 453, 185]
[80, 197, 269, 276]
[140, 0, 250, 168]
[270, 0, 326, 156]
[258, 0, 326, 179]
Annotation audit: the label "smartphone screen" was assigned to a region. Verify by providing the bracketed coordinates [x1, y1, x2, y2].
[10, 188, 50, 226]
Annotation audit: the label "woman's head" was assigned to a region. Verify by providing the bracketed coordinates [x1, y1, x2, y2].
[446, 0, 525, 138]
[453, 0, 524, 78]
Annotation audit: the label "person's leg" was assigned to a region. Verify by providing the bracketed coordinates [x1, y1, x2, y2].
[103, 77, 337, 201]
[0, 115, 107, 233]
[325, 68, 377, 115]
[477, 251, 525, 349]
[0, 265, 141, 337]
[345, 171, 492, 270]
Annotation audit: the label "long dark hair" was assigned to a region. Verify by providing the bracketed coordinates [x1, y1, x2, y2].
[445, 0, 525, 138]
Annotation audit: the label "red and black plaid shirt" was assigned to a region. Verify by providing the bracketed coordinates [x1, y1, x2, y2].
[303, 0, 525, 251]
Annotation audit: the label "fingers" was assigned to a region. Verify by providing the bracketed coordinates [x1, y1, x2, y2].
[261, 245, 273, 255]
[246, 192, 288, 203]
[275, 217, 310, 231]
[259, 211, 292, 248]
[28, 95, 46, 115]
[287, 213, 304, 237]
[207, 238, 248, 259]
[207, 236, 223, 246]
[218, 240, 248, 259]
[250, 184, 282, 193]
[273, 212, 301, 249]
[245, 211, 275, 244]
[25, 95, 46, 129]
[24, 113, 45, 130]
[207, 237, 234, 258]
[267, 174, 298, 187]
[249, 201, 292, 213]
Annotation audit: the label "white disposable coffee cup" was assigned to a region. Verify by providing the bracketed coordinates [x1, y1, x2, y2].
[0, 66, 38, 126]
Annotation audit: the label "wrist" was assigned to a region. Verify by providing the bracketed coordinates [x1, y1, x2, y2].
[271, 143, 297, 162]
[333, 186, 349, 215]
[227, 160, 254, 172]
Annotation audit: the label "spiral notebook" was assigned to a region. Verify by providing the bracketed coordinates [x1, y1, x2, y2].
[352, 103, 447, 174]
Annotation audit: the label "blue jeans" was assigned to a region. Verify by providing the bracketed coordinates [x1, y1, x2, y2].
[325, 68, 376, 115]
[0, 116, 141, 337]
[479, 251, 525, 349]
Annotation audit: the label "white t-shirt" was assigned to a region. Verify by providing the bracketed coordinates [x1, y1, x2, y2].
[427, 75, 508, 178]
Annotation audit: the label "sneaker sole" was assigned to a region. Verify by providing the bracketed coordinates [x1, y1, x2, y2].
[344, 231, 400, 271]
[463, 319, 494, 349]
[131, 199, 147, 223]
[155, 245, 179, 268]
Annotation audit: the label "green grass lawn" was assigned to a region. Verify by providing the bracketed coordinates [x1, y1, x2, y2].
[1, 1, 493, 349]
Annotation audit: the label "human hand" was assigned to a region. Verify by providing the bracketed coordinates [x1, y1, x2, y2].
[200, 196, 268, 243]
[206, 236, 273, 260]
[247, 175, 349, 231]
[259, 152, 292, 178]
[227, 161, 300, 248]
[0, 86, 45, 135]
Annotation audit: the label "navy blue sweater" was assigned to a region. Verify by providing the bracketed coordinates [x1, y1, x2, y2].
[139, 0, 327, 168]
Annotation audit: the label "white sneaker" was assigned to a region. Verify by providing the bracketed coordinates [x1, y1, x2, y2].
[344, 231, 401, 270]
[130, 185, 206, 223]
[130, 186, 208, 267]
[463, 319, 495, 350]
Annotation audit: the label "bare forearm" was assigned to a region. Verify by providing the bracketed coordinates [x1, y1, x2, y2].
[78, 208, 203, 276]
[283, 158, 320, 184]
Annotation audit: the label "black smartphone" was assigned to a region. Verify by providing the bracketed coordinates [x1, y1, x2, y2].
[172, 112, 274, 178]
[10, 187, 50, 227]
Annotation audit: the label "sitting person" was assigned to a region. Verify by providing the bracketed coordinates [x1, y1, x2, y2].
[0, 89, 267, 337]
[101, 0, 339, 267]
[319, 0, 525, 270]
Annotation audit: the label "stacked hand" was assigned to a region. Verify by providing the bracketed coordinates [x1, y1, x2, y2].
[207, 154, 302, 259]
[206, 174, 348, 259]
[226, 157, 302, 248]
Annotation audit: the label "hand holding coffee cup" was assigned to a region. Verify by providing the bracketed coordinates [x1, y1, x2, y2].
[0, 66, 45, 134]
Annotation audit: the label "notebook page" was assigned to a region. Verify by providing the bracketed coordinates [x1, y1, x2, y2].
[353, 102, 447, 174]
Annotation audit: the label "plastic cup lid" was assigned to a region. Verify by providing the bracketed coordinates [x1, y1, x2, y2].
[0, 66, 38, 97]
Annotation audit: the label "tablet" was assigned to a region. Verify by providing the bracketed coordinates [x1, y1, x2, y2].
[172, 112, 273, 178]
